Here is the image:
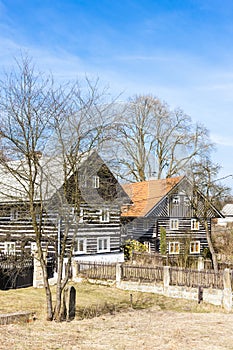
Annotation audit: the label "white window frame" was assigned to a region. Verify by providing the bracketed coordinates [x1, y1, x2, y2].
[79, 208, 84, 223]
[190, 241, 200, 254]
[172, 195, 180, 205]
[170, 219, 179, 230]
[10, 208, 18, 221]
[97, 237, 110, 253]
[74, 238, 87, 254]
[4, 242, 16, 255]
[191, 219, 199, 230]
[100, 209, 110, 223]
[169, 241, 180, 254]
[31, 242, 37, 254]
[93, 176, 100, 188]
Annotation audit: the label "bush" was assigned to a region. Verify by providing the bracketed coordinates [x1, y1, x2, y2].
[123, 239, 148, 260]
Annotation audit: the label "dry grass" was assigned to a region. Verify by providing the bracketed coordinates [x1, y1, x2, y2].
[0, 281, 232, 350]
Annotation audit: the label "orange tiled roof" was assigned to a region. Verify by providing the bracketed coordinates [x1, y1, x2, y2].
[121, 176, 184, 217]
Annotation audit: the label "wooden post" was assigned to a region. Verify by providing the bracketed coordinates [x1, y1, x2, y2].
[163, 266, 170, 288]
[198, 257, 204, 271]
[116, 263, 122, 286]
[198, 286, 203, 303]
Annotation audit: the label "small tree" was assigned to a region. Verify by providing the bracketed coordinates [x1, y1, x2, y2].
[0, 56, 114, 321]
[189, 159, 231, 272]
[160, 227, 167, 255]
[123, 239, 148, 260]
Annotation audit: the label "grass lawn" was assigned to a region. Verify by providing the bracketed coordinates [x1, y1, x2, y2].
[0, 280, 225, 320]
[0, 281, 230, 350]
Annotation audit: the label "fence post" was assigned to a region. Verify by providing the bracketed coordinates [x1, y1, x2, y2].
[198, 257, 204, 271]
[116, 263, 122, 286]
[163, 266, 170, 295]
[223, 268, 232, 312]
[33, 252, 44, 288]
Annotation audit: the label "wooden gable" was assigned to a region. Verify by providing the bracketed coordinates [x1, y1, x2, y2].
[122, 176, 223, 220]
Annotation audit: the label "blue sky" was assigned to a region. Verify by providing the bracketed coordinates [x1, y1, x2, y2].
[1, 0, 233, 189]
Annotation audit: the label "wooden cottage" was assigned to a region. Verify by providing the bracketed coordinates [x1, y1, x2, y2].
[0, 151, 129, 263]
[121, 176, 223, 257]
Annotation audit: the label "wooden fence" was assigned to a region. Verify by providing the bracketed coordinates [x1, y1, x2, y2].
[169, 267, 224, 289]
[77, 261, 116, 280]
[76, 261, 229, 290]
[121, 265, 164, 283]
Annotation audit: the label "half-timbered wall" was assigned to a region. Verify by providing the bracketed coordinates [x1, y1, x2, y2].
[122, 215, 209, 255]
[0, 203, 123, 256]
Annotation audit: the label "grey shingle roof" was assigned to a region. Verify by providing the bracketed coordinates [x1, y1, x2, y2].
[221, 204, 233, 217]
[0, 152, 89, 203]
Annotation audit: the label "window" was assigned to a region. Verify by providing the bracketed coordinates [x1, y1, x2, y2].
[74, 238, 87, 254]
[31, 242, 37, 254]
[10, 208, 18, 220]
[4, 242, 15, 255]
[169, 242, 180, 254]
[170, 219, 179, 230]
[97, 237, 110, 253]
[79, 208, 84, 223]
[79, 174, 87, 188]
[191, 219, 199, 230]
[190, 241, 200, 254]
[184, 196, 190, 206]
[71, 207, 84, 223]
[100, 209, 109, 222]
[93, 176, 100, 188]
[172, 195, 180, 205]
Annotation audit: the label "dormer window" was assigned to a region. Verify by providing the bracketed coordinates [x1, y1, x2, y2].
[184, 196, 190, 206]
[93, 176, 100, 188]
[172, 195, 180, 205]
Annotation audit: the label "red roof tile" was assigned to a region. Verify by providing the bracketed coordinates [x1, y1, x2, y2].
[121, 176, 183, 217]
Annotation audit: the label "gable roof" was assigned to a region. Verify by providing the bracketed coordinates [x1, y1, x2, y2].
[0, 150, 129, 205]
[221, 203, 233, 217]
[121, 176, 184, 217]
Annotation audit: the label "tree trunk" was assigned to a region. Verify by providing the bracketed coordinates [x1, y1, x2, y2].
[53, 257, 64, 321]
[40, 257, 54, 321]
[204, 220, 218, 272]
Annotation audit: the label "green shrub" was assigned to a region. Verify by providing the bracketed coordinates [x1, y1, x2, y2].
[123, 239, 148, 260]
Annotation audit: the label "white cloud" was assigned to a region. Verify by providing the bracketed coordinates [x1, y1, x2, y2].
[211, 133, 233, 147]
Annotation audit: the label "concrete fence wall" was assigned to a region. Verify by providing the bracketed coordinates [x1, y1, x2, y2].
[72, 260, 232, 311]
[115, 264, 232, 311]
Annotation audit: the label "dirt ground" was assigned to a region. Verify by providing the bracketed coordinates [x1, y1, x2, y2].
[1, 307, 233, 350]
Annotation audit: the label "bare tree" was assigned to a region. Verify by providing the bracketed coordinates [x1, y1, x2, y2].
[0, 56, 112, 320]
[49, 78, 113, 321]
[189, 158, 231, 272]
[110, 95, 214, 182]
